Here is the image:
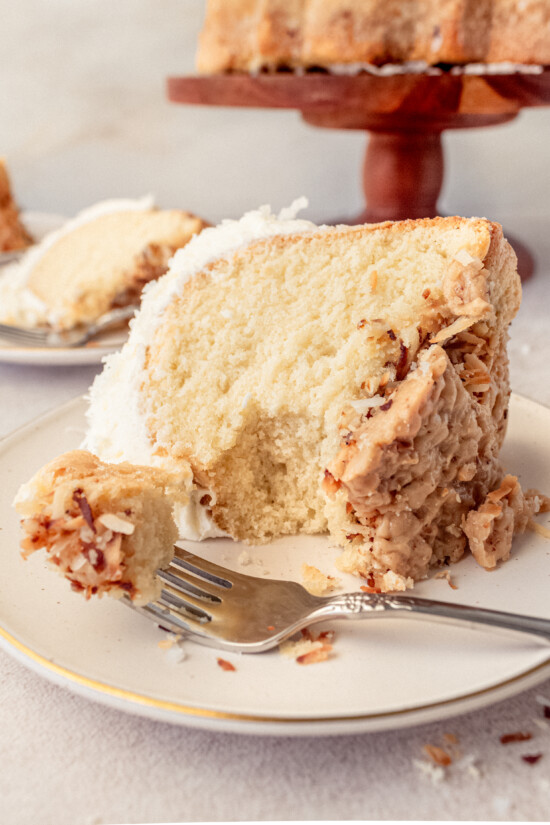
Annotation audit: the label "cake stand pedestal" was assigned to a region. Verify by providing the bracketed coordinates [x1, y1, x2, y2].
[167, 71, 550, 280]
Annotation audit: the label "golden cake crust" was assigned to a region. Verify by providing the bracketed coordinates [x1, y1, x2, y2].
[197, 0, 550, 72]
[0, 158, 32, 252]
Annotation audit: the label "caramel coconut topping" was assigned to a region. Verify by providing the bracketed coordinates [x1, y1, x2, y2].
[20, 491, 137, 600]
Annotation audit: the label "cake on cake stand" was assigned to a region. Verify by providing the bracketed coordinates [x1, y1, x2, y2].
[167, 70, 550, 280]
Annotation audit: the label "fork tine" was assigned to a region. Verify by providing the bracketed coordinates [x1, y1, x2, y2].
[0, 324, 49, 345]
[143, 599, 238, 648]
[158, 587, 217, 620]
[172, 547, 235, 587]
[142, 600, 211, 634]
[158, 567, 223, 604]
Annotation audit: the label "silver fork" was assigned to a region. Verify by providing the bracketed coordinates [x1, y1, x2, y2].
[127, 546, 550, 653]
[0, 304, 139, 348]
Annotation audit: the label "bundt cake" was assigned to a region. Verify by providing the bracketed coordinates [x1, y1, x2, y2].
[197, 0, 550, 73]
[0, 158, 32, 253]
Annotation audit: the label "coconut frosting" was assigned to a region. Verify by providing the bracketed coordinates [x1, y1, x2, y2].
[84, 198, 322, 539]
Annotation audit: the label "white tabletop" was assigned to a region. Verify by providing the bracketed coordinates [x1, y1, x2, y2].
[2, 3, 550, 824]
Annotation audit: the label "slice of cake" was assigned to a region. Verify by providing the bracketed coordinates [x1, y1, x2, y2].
[0, 198, 207, 331]
[14, 450, 190, 604]
[0, 158, 32, 252]
[197, 0, 550, 72]
[81, 201, 543, 591]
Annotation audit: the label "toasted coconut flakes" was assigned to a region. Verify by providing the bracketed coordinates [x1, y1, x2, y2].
[51, 484, 73, 519]
[161, 635, 188, 664]
[347, 395, 385, 414]
[296, 646, 332, 665]
[72, 490, 95, 531]
[370, 270, 378, 291]
[301, 564, 339, 596]
[528, 520, 550, 540]
[423, 744, 453, 766]
[434, 570, 458, 590]
[279, 636, 333, 664]
[500, 731, 532, 744]
[216, 657, 236, 672]
[430, 316, 475, 344]
[158, 637, 177, 650]
[443, 732, 458, 745]
[79, 524, 96, 544]
[456, 753, 481, 779]
[412, 759, 445, 784]
[70, 555, 88, 573]
[381, 570, 413, 592]
[96, 513, 135, 535]
[454, 249, 484, 269]
[522, 753, 543, 765]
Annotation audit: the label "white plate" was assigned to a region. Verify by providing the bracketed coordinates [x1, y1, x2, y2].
[0, 394, 549, 736]
[0, 331, 128, 366]
[0, 212, 128, 365]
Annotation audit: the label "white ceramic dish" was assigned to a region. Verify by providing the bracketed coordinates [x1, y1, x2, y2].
[0, 331, 128, 366]
[0, 211, 128, 365]
[0, 394, 549, 736]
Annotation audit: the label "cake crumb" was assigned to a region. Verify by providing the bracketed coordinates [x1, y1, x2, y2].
[457, 753, 481, 779]
[296, 646, 332, 665]
[217, 657, 236, 672]
[158, 637, 176, 650]
[280, 629, 334, 664]
[423, 744, 453, 766]
[158, 633, 188, 663]
[238, 550, 252, 566]
[381, 570, 413, 592]
[434, 570, 458, 589]
[500, 731, 533, 744]
[412, 758, 445, 784]
[521, 753, 543, 765]
[301, 563, 339, 596]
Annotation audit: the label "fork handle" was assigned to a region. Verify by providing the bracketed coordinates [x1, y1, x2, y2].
[312, 592, 550, 642]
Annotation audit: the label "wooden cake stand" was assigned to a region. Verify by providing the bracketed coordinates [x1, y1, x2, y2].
[167, 70, 550, 280]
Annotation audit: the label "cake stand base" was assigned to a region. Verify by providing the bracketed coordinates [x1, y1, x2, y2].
[168, 72, 550, 282]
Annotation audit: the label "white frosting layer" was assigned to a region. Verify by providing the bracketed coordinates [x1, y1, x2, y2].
[288, 61, 543, 76]
[84, 198, 321, 540]
[256, 61, 543, 77]
[0, 196, 155, 328]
